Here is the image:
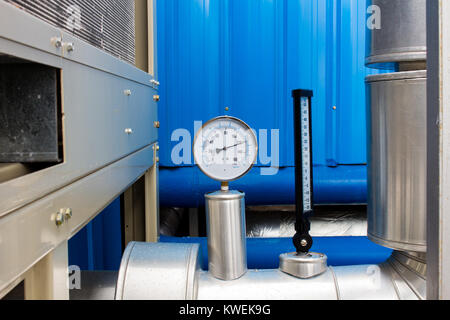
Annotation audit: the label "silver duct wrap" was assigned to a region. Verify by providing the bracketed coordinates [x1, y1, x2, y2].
[114, 242, 426, 300]
[246, 207, 367, 238]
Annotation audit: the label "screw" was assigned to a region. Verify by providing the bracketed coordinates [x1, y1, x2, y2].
[55, 212, 65, 227]
[153, 95, 160, 102]
[125, 128, 133, 135]
[301, 239, 308, 247]
[225, 107, 230, 111]
[154, 121, 160, 128]
[63, 208, 73, 220]
[124, 89, 132, 96]
[51, 37, 62, 48]
[150, 79, 160, 86]
[64, 42, 74, 53]
[332, 106, 337, 110]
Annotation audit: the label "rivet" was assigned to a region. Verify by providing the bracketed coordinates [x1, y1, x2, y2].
[125, 128, 133, 135]
[124, 89, 132, 96]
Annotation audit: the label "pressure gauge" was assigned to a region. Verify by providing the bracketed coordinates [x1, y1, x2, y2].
[193, 116, 258, 182]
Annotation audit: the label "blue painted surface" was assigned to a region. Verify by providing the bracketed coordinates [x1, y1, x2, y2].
[160, 165, 367, 207]
[160, 236, 393, 270]
[69, 198, 123, 271]
[156, 0, 389, 206]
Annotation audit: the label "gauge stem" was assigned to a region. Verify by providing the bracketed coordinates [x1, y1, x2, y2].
[221, 182, 230, 191]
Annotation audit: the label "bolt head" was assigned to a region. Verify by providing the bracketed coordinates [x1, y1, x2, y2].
[65, 43, 74, 52]
[51, 37, 62, 48]
[64, 208, 73, 220]
[301, 239, 308, 247]
[55, 213, 65, 227]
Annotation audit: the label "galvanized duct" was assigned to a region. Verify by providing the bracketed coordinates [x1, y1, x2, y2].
[366, 0, 426, 69]
[4, 0, 135, 65]
[115, 242, 426, 300]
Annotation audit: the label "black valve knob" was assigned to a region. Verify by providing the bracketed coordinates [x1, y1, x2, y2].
[293, 233, 313, 254]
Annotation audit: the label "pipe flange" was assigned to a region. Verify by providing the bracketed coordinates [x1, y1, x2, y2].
[279, 252, 328, 279]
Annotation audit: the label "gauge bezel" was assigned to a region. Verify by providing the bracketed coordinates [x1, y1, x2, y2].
[193, 116, 258, 182]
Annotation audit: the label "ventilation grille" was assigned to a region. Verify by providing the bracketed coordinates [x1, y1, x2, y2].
[5, 0, 136, 65]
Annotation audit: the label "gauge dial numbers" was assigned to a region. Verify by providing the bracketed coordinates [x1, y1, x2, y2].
[193, 117, 258, 182]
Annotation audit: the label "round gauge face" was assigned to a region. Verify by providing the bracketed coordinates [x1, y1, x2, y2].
[193, 116, 258, 182]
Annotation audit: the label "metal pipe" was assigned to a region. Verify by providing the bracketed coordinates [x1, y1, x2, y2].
[205, 190, 247, 280]
[115, 242, 426, 300]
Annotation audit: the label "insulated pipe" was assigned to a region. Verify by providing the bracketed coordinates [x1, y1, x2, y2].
[115, 242, 426, 300]
[159, 236, 393, 270]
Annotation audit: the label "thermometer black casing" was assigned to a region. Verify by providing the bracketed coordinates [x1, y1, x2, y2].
[292, 89, 314, 254]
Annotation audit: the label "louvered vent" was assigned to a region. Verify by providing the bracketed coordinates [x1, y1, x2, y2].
[5, 0, 136, 65]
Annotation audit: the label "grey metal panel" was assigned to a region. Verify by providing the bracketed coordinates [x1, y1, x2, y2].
[4, 0, 136, 65]
[426, 0, 450, 301]
[0, 145, 155, 295]
[0, 2, 158, 218]
[0, 58, 158, 217]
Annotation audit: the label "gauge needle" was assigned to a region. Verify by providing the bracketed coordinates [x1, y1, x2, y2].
[216, 142, 244, 154]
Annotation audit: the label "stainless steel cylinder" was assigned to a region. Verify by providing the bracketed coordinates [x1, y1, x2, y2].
[366, 71, 427, 253]
[205, 190, 247, 281]
[366, 0, 426, 69]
